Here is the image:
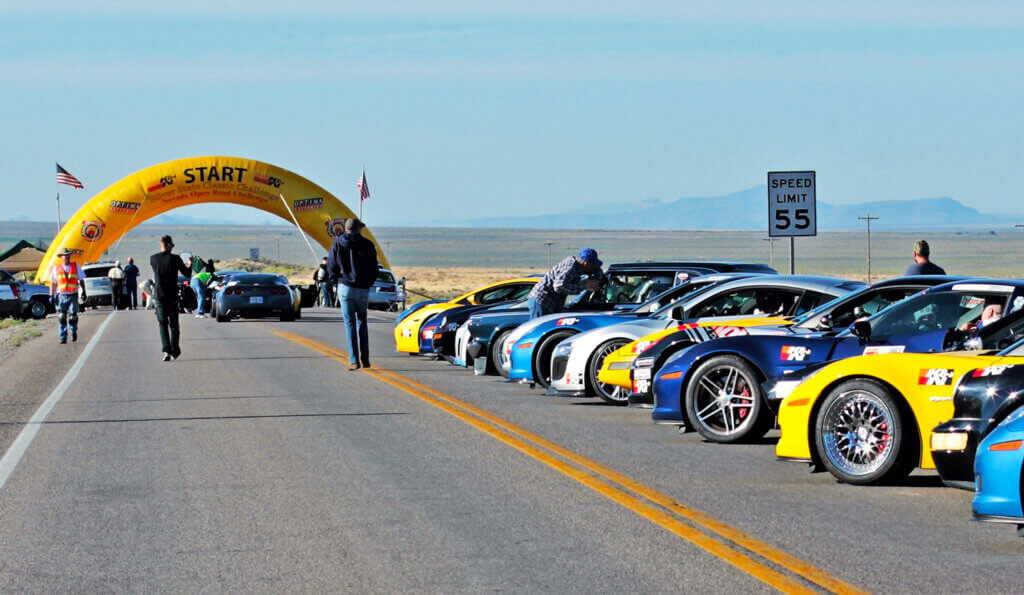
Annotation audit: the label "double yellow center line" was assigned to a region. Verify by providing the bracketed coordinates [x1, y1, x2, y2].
[273, 329, 865, 594]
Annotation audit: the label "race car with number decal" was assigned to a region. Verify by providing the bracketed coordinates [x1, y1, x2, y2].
[930, 344, 1024, 490]
[511, 275, 861, 399]
[464, 265, 771, 377]
[393, 277, 539, 354]
[971, 402, 1024, 533]
[773, 330, 1024, 485]
[651, 280, 1024, 444]
[609, 276, 963, 407]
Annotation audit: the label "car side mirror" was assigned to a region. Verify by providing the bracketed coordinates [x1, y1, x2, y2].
[671, 306, 685, 321]
[851, 320, 872, 342]
[817, 314, 832, 330]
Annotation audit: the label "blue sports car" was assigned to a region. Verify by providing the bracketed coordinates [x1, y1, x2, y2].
[652, 280, 1024, 443]
[973, 404, 1024, 535]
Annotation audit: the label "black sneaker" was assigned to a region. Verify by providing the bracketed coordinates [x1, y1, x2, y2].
[71, 332, 77, 342]
[347, 363, 361, 371]
[162, 353, 172, 362]
[60, 337, 67, 344]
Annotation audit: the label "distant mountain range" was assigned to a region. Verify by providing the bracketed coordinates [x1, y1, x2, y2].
[466, 186, 1020, 230]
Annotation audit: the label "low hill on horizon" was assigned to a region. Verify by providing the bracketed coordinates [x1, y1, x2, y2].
[466, 186, 1018, 230]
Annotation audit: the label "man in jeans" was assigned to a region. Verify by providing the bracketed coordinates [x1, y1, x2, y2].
[527, 248, 604, 319]
[328, 218, 379, 370]
[189, 253, 207, 317]
[150, 235, 192, 361]
[48, 248, 86, 344]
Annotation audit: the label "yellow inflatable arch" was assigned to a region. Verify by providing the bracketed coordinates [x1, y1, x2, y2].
[35, 156, 389, 283]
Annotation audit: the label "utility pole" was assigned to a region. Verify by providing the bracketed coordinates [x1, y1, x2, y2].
[761, 238, 778, 269]
[275, 238, 280, 261]
[858, 213, 880, 282]
[383, 240, 392, 261]
[544, 242, 555, 268]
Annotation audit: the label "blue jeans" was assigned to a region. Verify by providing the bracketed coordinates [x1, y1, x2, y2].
[190, 276, 205, 312]
[339, 284, 370, 365]
[528, 297, 545, 320]
[57, 294, 80, 340]
[320, 282, 333, 307]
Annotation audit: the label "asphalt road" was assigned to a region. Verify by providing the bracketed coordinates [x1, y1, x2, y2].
[0, 306, 1021, 592]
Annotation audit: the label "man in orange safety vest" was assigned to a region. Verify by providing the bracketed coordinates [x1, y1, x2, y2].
[49, 248, 86, 344]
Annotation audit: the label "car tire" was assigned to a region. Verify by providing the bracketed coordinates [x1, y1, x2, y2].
[216, 312, 229, 323]
[280, 312, 295, 322]
[588, 338, 631, 405]
[814, 378, 916, 485]
[684, 355, 771, 443]
[533, 330, 576, 389]
[491, 330, 512, 379]
[28, 299, 48, 320]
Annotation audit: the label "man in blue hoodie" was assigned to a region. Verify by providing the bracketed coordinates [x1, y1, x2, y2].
[328, 218, 380, 370]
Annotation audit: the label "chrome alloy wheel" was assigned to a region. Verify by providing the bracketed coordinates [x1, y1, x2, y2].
[591, 340, 629, 404]
[820, 390, 895, 476]
[691, 364, 756, 435]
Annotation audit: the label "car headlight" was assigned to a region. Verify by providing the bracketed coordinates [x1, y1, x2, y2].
[554, 342, 574, 357]
[768, 379, 803, 403]
[634, 357, 655, 369]
[930, 432, 969, 451]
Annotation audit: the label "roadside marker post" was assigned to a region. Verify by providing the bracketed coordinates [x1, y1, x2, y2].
[767, 171, 816, 274]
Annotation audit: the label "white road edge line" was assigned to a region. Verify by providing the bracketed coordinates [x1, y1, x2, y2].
[0, 311, 115, 494]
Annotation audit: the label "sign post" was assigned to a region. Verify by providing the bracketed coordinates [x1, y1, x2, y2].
[767, 171, 816, 274]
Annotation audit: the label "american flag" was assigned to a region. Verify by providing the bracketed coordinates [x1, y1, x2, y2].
[358, 168, 370, 201]
[56, 163, 84, 189]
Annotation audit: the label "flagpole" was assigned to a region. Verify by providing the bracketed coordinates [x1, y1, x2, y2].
[56, 192, 62, 235]
[359, 165, 364, 221]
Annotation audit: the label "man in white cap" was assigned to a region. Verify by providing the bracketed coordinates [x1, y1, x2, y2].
[49, 248, 86, 344]
[107, 260, 125, 310]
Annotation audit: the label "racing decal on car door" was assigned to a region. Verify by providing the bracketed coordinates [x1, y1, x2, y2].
[556, 317, 579, 326]
[919, 368, 956, 386]
[780, 346, 811, 361]
[863, 345, 905, 355]
[710, 325, 749, 338]
[973, 365, 1015, 377]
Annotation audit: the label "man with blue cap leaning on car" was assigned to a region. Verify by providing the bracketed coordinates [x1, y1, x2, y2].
[527, 247, 604, 319]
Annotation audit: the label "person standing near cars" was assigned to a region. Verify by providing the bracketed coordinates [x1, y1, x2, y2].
[314, 256, 331, 307]
[123, 257, 140, 310]
[527, 248, 604, 319]
[151, 235, 192, 361]
[328, 218, 379, 371]
[189, 253, 207, 317]
[49, 248, 86, 344]
[107, 261, 125, 310]
[904, 239, 946, 276]
[194, 261, 215, 318]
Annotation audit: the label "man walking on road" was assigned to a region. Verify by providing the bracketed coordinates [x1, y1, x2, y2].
[150, 235, 192, 361]
[527, 248, 604, 319]
[123, 257, 140, 310]
[328, 218, 379, 371]
[108, 261, 125, 310]
[314, 256, 332, 307]
[904, 240, 946, 276]
[49, 248, 86, 344]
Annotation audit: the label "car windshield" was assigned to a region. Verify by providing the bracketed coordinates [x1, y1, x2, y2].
[647, 281, 724, 318]
[599, 272, 678, 304]
[857, 290, 1009, 339]
[791, 285, 926, 329]
[377, 271, 395, 283]
[83, 266, 112, 278]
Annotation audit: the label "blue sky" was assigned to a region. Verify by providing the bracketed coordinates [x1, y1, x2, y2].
[1, 1, 1022, 226]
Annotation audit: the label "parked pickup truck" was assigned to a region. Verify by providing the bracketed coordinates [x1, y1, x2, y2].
[0, 268, 54, 319]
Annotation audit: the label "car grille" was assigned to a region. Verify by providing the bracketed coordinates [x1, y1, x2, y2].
[551, 356, 568, 383]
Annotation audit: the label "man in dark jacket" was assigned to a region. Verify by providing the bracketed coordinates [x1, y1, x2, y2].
[328, 218, 379, 370]
[123, 257, 140, 309]
[150, 235, 192, 361]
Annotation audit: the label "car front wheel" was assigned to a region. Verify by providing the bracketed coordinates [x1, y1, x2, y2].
[684, 355, 771, 443]
[533, 330, 575, 389]
[588, 338, 631, 405]
[814, 379, 915, 485]
[28, 299, 48, 319]
[491, 330, 511, 378]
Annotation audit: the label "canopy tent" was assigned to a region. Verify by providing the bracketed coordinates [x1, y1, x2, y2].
[0, 240, 47, 274]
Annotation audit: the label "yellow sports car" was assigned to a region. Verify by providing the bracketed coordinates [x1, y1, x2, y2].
[393, 278, 538, 354]
[597, 317, 790, 390]
[774, 349, 1024, 485]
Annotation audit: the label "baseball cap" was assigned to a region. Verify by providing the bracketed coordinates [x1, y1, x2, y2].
[578, 247, 602, 267]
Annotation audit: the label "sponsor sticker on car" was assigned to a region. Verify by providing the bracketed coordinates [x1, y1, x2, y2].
[863, 345, 905, 355]
[634, 368, 652, 381]
[780, 346, 811, 361]
[710, 325, 749, 338]
[919, 368, 955, 386]
[973, 365, 1014, 377]
[556, 317, 579, 326]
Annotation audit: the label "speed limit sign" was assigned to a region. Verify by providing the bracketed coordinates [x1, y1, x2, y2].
[768, 171, 816, 237]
